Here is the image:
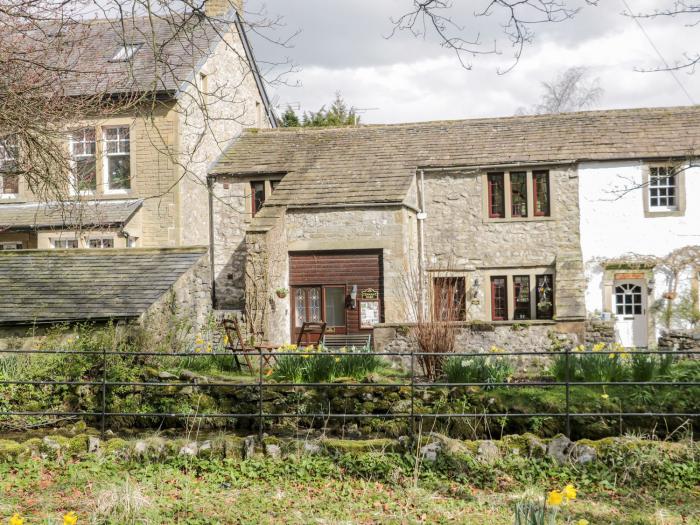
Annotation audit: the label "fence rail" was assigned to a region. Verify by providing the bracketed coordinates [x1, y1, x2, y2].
[0, 347, 697, 440]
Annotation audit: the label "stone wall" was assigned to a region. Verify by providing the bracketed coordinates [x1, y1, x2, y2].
[584, 319, 616, 344]
[658, 329, 700, 351]
[141, 252, 213, 338]
[421, 167, 586, 321]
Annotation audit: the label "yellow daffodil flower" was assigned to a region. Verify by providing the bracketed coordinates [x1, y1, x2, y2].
[563, 484, 577, 501]
[335, 357, 341, 362]
[574, 345, 585, 352]
[608, 352, 616, 359]
[592, 343, 605, 352]
[63, 512, 78, 525]
[576, 520, 589, 525]
[601, 393, 609, 400]
[547, 490, 564, 506]
[223, 335, 229, 345]
[206, 344, 213, 353]
[9, 513, 24, 525]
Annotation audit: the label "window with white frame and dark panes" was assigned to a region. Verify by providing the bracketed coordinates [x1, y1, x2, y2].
[0, 242, 22, 250]
[52, 239, 78, 249]
[70, 128, 97, 193]
[104, 127, 131, 191]
[648, 166, 677, 211]
[0, 135, 19, 196]
[487, 170, 551, 220]
[88, 238, 114, 249]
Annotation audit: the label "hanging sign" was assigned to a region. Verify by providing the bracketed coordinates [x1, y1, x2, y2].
[361, 288, 379, 300]
[360, 300, 380, 329]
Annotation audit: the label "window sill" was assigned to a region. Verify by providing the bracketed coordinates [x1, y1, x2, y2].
[483, 215, 556, 223]
[643, 208, 685, 218]
[103, 189, 131, 196]
[0, 194, 18, 200]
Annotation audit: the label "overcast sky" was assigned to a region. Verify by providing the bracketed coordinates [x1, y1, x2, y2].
[246, 0, 699, 124]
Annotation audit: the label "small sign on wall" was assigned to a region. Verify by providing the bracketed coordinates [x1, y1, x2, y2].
[360, 299, 380, 329]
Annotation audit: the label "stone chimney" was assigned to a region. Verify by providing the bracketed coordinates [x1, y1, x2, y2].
[204, 0, 243, 17]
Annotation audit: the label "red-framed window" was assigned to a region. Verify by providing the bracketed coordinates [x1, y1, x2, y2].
[510, 172, 528, 217]
[535, 274, 554, 319]
[433, 277, 467, 321]
[533, 170, 551, 217]
[513, 275, 531, 320]
[251, 181, 265, 216]
[487, 173, 505, 218]
[490, 276, 508, 321]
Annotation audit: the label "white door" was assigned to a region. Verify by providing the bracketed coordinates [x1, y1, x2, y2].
[614, 281, 647, 348]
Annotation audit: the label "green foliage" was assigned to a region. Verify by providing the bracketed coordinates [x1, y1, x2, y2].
[279, 106, 301, 127]
[513, 497, 556, 525]
[443, 354, 514, 386]
[549, 345, 677, 383]
[674, 290, 700, 328]
[300, 92, 359, 127]
[271, 346, 383, 383]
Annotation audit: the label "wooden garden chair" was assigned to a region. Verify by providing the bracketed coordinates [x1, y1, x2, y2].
[222, 318, 256, 373]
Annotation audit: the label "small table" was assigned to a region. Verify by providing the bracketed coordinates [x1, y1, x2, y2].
[254, 342, 278, 367]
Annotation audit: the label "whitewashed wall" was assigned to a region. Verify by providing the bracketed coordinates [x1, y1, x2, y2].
[578, 161, 700, 335]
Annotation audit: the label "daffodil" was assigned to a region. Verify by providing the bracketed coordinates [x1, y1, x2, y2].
[223, 335, 229, 345]
[576, 520, 589, 525]
[63, 512, 78, 525]
[334, 357, 341, 363]
[608, 352, 616, 359]
[574, 345, 585, 352]
[601, 393, 609, 400]
[592, 343, 605, 353]
[547, 490, 564, 506]
[206, 344, 213, 353]
[9, 513, 24, 525]
[563, 484, 577, 501]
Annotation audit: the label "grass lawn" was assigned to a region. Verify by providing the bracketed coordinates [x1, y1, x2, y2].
[0, 454, 697, 524]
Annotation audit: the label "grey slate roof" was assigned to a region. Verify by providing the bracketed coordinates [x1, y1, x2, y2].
[35, 14, 230, 97]
[0, 199, 142, 231]
[210, 105, 700, 207]
[0, 248, 207, 325]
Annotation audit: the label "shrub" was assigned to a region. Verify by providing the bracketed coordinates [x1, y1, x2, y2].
[443, 354, 514, 386]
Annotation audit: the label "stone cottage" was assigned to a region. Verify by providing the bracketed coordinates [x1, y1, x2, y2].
[208, 105, 700, 348]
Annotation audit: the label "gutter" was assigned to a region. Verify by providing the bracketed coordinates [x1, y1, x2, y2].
[207, 175, 217, 307]
[417, 170, 427, 321]
[234, 11, 278, 128]
[418, 160, 578, 173]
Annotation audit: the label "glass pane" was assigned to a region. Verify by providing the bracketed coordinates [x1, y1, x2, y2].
[309, 288, 321, 321]
[1, 175, 19, 194]
[295, 289, 306, 327]
[510, 172, 528, 217]
[108, 156, 131, 189]
[513, 275, 531, 320]
[533, 171, 550, 216]
[488, 173, 505, 218]
[535, 274, 554, 319]
[491, 276, 507, 320]
[75, 158, 96, 191]
[324, 287, 345, 327]
[252, 182, 265, 215]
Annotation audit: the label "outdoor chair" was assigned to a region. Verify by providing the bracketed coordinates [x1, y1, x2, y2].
[221, 318, 256, 373]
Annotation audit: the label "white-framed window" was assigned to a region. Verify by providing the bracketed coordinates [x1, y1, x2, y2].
[0, 242, 22, 250]
[126, 236, 138, 248]
[52, 239, 79, 249]
[88, 238, 114, 249]
[103, 126, 131, 193]
[69, 128, 97, 194]
[0, 135, 19, 198]
[649, 166, 677, 211]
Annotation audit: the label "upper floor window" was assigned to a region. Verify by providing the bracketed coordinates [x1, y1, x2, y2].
[251, 181, 265, 216]
[0, 242, 22, 250]
[88, 238, 114, 249]
[103, 126, 131, 192]
[70, 128, 97, 193]
[52, 239, 78, 249]
[486, 169, 551, 220]
[648, 166, 677, 211]
[0, 136, 19, 197]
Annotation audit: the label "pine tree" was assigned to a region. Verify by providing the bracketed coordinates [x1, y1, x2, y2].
[279, 106, 301, 127]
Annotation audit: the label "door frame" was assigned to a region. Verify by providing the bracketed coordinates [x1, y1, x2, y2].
[291, 284, 348, 341]
[613, 279, 648, 348]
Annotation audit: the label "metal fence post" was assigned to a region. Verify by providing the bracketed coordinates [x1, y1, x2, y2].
[259, 348, 264, 442]
[101, 347, 107, 439]
[565, 345, 571, 439]
[410, 347, 415, 441]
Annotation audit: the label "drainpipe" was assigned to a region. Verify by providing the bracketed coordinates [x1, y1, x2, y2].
[417, 169, 427, 322]
[207, 176, 217, 308]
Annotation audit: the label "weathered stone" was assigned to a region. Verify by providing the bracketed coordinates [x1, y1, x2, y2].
[243, 436, 257, 459]
[179, 442, 198, 456]
[420, 442, 441, 462]
[477, 441, 500, 463]
[158, 371, 178, 380]
[88, 436, 100, 453]
[303, 442, 322, 455]
[265, 443, 282, 459]
[547, 435, 572, 464]
[133, 441, 148, 456]
[571, 444, 596, 464]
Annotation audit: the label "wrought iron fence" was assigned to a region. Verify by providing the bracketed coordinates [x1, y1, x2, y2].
[0, 347, 697, 440]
